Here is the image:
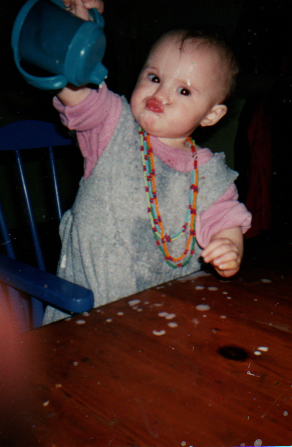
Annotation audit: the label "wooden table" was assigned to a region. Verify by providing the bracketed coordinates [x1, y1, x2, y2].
[1, 258, 292, 447]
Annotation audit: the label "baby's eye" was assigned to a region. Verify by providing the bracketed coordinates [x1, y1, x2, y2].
[178, 87, 191, 96]
[148, 74, 160, 83]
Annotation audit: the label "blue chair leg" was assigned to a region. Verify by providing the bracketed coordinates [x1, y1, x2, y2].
[15, 150, 46, 271]
[31, 297, 45, 328]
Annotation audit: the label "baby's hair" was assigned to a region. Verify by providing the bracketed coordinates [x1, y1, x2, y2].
[161, 27, 240, 103]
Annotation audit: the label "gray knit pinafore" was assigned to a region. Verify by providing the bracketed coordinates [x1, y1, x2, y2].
[43, 99, 238, 324]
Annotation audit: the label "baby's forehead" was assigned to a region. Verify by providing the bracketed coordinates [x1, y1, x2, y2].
[149, 34, 222, 64]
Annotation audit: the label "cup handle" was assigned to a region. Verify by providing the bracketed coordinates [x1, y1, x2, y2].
[19, 68, 67, 90]
[15, 54, 67, 90]
[89, 8, 105, 28]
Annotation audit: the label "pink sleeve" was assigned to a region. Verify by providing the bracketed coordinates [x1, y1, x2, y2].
[53, 84, 123, 179]
[196, 147, 214, 167]
[195, 183, 252, 248]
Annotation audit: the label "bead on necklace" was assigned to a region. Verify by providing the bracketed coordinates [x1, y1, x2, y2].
[139, 127, 198, 268]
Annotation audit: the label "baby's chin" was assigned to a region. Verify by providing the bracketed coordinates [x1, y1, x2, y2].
[132, 109, 163, 133]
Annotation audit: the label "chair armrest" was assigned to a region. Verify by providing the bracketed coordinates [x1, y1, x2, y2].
[0, 254, 94, 314]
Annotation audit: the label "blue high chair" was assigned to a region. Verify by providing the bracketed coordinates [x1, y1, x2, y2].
[0, 120, 94, 331]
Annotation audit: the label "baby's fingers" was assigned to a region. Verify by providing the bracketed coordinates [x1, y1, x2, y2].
[62, 0, 72, 8]
[202, 239, 237, 264]
[214, 264, 240, 278]
[211, 250, 241, 278]
[212, 252, 240, 270]
[82, 0, 104, 13]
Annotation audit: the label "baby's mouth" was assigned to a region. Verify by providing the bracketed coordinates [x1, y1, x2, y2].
[146, 98, 164, 113]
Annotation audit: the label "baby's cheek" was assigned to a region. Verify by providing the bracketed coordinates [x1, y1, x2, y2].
[130, 94, 141, 120]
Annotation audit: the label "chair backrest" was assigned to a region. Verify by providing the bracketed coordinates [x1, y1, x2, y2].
[0, 120, 93, 330]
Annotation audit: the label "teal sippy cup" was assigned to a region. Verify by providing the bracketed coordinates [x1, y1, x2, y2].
[11, 0, 107, 90]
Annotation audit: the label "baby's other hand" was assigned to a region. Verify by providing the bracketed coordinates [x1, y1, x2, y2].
[62, 0, 104, 20]
[201, 228, 243, 278]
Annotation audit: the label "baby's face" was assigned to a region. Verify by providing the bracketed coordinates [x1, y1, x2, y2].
[130, 35, 227, 150]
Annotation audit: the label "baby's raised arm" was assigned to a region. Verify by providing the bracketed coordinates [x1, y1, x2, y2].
[57, 0, 104, 106]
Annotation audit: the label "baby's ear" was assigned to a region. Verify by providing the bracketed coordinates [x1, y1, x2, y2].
[200, 104, 227, 127]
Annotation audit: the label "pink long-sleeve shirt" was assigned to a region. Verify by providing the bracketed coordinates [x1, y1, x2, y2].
[53, 85, 251, 248]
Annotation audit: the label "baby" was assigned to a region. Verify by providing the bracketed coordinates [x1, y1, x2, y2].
[43, 0, 251, 324]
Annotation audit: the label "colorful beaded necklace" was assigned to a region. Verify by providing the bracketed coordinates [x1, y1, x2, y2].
[139, 127, 198, 269]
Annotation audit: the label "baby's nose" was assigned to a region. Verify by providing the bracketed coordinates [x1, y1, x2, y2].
[153, 85, 170, 104]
